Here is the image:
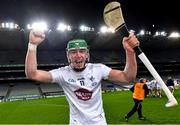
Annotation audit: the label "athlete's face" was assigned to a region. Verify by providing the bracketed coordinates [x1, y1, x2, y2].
[68, 49, 89, 70]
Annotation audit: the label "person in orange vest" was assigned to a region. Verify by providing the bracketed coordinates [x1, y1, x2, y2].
[125, 78, 149, 122]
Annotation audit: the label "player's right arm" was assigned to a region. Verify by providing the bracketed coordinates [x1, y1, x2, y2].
[25, 30, 52, 83]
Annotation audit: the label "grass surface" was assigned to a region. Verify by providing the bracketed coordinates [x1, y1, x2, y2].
[0, 89, 179, 124]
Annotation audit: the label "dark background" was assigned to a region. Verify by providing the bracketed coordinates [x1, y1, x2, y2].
[0, 0, 179, 31]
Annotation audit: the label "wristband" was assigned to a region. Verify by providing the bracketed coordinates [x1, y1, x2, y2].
[28, 43, 37, 51]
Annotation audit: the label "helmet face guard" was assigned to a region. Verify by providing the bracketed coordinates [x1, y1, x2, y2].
[66, 39, 89, 71]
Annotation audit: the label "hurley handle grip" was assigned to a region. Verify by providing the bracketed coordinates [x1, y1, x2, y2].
[116, 24, 142, 55]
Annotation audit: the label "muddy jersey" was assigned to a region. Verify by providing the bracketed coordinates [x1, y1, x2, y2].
[49, 63, 111, 125]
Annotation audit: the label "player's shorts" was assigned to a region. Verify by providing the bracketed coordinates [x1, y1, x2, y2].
[168, 86, 174, 90]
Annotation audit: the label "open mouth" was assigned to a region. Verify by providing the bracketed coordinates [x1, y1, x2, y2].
[71, 60, 86, 71]
[72, 61, 85, 69]
[74, 61, 83, 64]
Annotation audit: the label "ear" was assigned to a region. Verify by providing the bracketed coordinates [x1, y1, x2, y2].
[86, 50, 90, 62]
[66, 51, 70, 63]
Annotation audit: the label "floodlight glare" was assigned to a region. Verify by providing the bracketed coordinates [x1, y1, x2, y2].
[100, 26, 115, 33]
[9, 23, 14, 29]
[100, 26, 108, 33]
[1, 23, 5, 28]
[57, 23, 71, 31]
[6, 23, 9, 28]
[168, 32, 180, 38]
[32, 22, 48, 32]
[139, 30, 145, 35]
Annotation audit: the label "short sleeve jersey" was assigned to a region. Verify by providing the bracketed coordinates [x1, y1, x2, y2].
[49, 63, 111, 124]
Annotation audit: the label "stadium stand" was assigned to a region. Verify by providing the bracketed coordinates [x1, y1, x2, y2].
[0, 83, 9, 101]
[7, 83, 41, 101]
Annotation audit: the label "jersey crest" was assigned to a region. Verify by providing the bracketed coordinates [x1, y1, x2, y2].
[74, 88, 93, 101]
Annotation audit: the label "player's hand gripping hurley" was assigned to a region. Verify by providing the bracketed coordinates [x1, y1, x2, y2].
[103, 1, 178, 107]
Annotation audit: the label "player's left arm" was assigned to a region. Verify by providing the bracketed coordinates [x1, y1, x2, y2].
[107, 51, 137, 83]
[107, 33, 138, 84]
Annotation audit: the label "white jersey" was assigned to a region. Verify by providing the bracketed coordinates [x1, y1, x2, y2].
[49, 63, 111, 125]
[149, 80, 161, 90]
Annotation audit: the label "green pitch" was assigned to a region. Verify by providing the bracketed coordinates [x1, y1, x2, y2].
[0, 89, 179, 124]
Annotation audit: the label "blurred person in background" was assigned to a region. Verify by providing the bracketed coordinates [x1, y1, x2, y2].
[166, 76, 175, 94]
[125, 78, 149, 122]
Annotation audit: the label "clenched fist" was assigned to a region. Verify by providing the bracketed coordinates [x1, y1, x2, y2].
[29, 30, 45, 45]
